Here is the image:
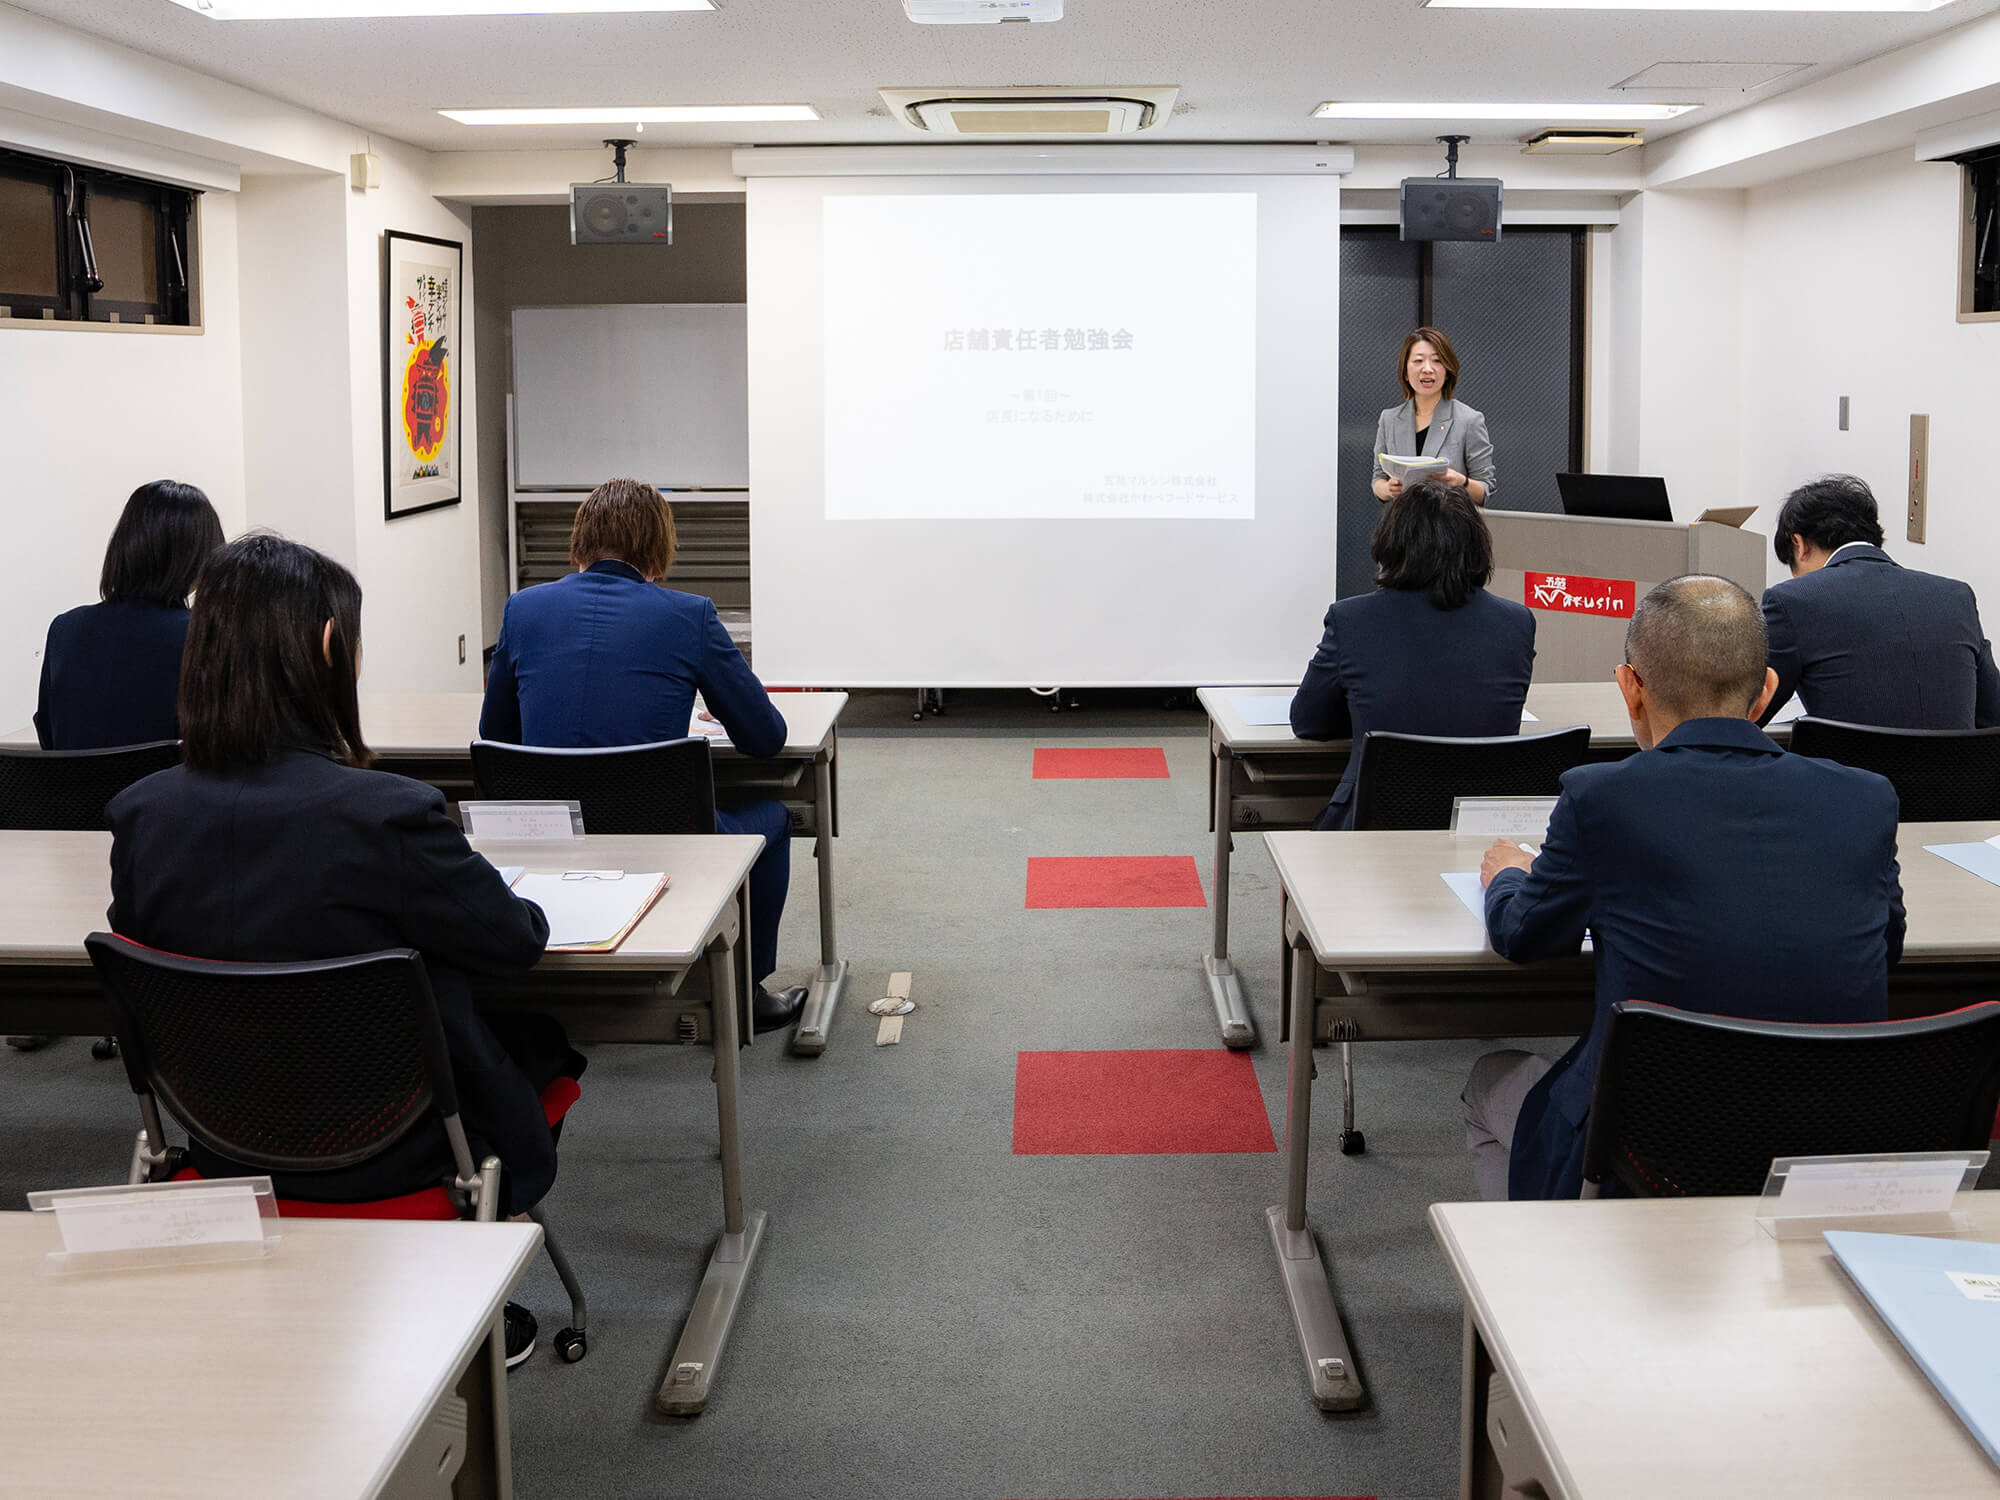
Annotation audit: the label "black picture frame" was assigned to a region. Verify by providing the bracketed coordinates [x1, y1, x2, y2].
[382, 229, 463, 520]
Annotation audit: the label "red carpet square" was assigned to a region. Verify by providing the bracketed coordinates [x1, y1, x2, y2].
[1032, 746, 1171, 779]
[1025, 855, 1206, 909]
[1013, 1050, 1277, 1155]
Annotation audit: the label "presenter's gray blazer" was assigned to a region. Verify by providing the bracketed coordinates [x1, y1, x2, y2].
[1371, 398, 1496, 500]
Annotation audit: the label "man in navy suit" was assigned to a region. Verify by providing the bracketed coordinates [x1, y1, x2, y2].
[1760, 474, 2000, 729]
[480, 479, 805, 1033]
[1462, 574, 1906, 1200]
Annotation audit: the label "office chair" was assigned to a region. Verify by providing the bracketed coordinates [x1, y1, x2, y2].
[0, 740, 182, 1059]
[1580, 999, 2000, 1199]
[1334, 724, 1592, 1154]
[85, 933, 590, 1364]
[1348, 724, 1592, 832]
[1786, 717, 2000, 823]
[470, 737, 716, 835]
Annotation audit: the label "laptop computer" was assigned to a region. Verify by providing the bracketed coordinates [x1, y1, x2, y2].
[1555, 472, 1673, 523]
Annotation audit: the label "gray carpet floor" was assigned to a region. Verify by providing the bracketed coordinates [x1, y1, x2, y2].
[2, 690, 1552, 1500]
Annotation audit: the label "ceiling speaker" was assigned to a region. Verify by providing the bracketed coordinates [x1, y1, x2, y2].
[1399, 178, 1503, 243]
[570, 183, 673, 246]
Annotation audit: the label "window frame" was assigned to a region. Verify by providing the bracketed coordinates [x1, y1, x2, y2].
[0, 147, 198, 329]
[1960, 148, 2000, 324]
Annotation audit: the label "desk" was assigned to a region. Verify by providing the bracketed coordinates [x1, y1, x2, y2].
[4, 692, 855, 1055]
[1, 1211, 541, 1499]
[0, 828, 767, 1419]
[1429, 1192, 2000, 1499]
[1260, 819, 2000, 1412]
[1196, 681, 1789, 1047]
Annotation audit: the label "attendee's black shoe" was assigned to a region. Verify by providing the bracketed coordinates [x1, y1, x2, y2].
[752, 984, 807, 1035]
[504, 1302, 538, 1369]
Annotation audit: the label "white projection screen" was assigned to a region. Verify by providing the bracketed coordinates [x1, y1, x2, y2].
[746, 172, 1341, 687]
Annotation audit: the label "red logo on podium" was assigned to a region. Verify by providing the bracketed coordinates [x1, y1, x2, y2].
[1525, 571, 1636, 618]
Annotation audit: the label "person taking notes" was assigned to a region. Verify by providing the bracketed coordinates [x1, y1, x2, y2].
[1371, 327, 1494, 506]
[1290, 481, 1534, 829]
[1462, 575, 1905, 1201]
[1761, 474, 2000, 729]
[480, 478, 805, 1035]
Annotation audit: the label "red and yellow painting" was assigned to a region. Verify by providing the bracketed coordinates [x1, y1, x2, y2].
[385, 232, 461, 517]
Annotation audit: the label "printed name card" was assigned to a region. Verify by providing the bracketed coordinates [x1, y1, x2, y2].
[1450, 796, 1559, 840]
[29, 1177, 279, 1272]
[1760, 1152, 1985, 1238]
[460, 800, 584, 840]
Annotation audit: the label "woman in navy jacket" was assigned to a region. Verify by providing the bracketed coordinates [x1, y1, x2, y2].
[1291, 481, 1536, 829]
[36, 479, 223, 751]
[479, 478, 804, 1033]
[107, 535, 579, 1221]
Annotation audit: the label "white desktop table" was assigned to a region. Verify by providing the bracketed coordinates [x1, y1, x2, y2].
[0, 1212, 542, 1499]
[1260, 819, 2000, 1413]
[1430, 1191, 2000, 1499]
[0, 828, 767, 1418]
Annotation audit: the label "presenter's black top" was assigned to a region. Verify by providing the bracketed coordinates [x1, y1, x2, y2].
[35, 601, 191, 750]
[1760, 543, 2000, 729]
[1290, 586, 1536, 829]
[107, 748, 563, 1215]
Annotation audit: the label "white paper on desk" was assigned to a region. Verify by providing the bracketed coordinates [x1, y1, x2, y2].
[1767, 698, 1810, 726]
[1927, 842, 2000, 889]
[54, 1183, 263, 1255]
[1229, 693, 1295, 727]
[687, 694, 731, 743]
[513, 872, 666, 950]
[1442, 871, 1488, 920]
[1518, 710, 1538, 723]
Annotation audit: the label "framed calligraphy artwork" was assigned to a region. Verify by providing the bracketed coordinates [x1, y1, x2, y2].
[382, 230, 462, 519]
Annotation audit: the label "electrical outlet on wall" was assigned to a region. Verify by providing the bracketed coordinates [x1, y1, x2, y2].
[457, 634, 467, 665]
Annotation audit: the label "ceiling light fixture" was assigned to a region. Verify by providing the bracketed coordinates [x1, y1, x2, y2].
[441, 105, 821, 125]
[1312, 101, 1697, 120]
[1425, 0, 1952, 11]
[166, 0, 714, 19]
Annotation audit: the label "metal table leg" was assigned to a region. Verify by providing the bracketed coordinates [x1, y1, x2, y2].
[791, 745, 849, 1056]
[1202, 741, 1256, 1048]
[1266, 929, 1365, 1412]
[657, 923, 769, 1416]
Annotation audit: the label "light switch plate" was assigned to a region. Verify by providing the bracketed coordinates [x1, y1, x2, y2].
[1908, 414, 1929, 544]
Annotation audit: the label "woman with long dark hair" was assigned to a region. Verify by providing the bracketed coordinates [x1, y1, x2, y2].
[35, 479, 224, 749]
[107, 533, 577, 1365]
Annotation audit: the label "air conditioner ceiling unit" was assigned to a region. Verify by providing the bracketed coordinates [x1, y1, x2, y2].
[879, 84, 1178, 136]
[903, 0, 1062, 21]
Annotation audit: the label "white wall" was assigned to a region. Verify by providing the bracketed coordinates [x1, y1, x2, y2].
[0, 192, 247, 733]
[1741, 150, 1998, 599]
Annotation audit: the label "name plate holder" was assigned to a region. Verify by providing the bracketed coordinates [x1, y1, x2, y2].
[1451, 796, 1559, 841]
[28, 1176, 280, 1274]
[461, 800, 584, 839]
[1757, 1151, 1988, 1241]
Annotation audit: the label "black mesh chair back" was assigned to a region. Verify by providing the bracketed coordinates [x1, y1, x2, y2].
[84, 933, 459, 1175]
[0, 741, 182, 830]
[1349, 725, 1591, 832]
[1581, 999, 2000, 1198]
[470, 737, 717, 835]
[1787, 717, 2000, 822]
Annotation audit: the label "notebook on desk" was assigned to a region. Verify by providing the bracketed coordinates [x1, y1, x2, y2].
[1826, 1229, 2000, 1469]
[511, 871, 669, 953]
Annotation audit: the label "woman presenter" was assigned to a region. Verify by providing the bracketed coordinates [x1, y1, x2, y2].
[1370, 326, 1495, 506]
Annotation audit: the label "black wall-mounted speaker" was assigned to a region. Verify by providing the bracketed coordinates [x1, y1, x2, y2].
[1399, 178, 1503, 243]
[570, 183, 674, 245]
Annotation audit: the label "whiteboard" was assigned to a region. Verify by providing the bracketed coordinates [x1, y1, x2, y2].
[510, 304, 748, 489]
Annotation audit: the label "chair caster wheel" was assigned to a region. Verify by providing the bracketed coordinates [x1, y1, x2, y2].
[1338, 1129, 1366, 1156]
[91, 1036, 119, 1061]
[555, 1328, 587, 1363]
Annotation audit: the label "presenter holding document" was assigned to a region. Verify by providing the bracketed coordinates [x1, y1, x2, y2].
[1371, 326, 1494, 506]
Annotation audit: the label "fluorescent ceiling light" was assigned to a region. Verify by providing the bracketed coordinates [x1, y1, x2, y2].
[167, 0, 714, 19]
[1312, 101, 1697, 120]
[441, 105, 820, 125]
[1426, 0, 1951, 10]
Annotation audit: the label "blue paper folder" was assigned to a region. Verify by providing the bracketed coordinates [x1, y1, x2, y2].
[1825, 1230, 2000, 1469]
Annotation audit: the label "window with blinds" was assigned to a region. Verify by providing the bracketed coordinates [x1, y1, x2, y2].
[0, 149, 196, 326]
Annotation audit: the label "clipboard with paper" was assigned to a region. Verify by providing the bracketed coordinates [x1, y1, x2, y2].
[511, 870, 670, 953]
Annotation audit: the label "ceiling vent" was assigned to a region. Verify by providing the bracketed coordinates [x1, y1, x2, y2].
[1521, 129, 1646, 156]
[879, 85, 1178, 136]
[904, 0, 1063, 20]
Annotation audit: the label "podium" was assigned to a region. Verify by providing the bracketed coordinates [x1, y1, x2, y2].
[1483, 510, 1768, 683]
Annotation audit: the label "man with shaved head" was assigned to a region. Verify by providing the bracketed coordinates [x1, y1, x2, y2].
[1462, 574, 1906, 1201]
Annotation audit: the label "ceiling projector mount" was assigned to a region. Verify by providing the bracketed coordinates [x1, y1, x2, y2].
[570, 138, 673, 246]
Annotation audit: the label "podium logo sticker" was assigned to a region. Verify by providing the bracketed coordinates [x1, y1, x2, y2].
[1525, 571, 1636, 618]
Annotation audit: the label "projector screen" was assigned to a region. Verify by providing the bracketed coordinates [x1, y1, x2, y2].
[746, 172, 1341, 687]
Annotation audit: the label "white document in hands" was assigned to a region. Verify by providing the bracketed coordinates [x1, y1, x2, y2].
[1378, 453, 1449, 484]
